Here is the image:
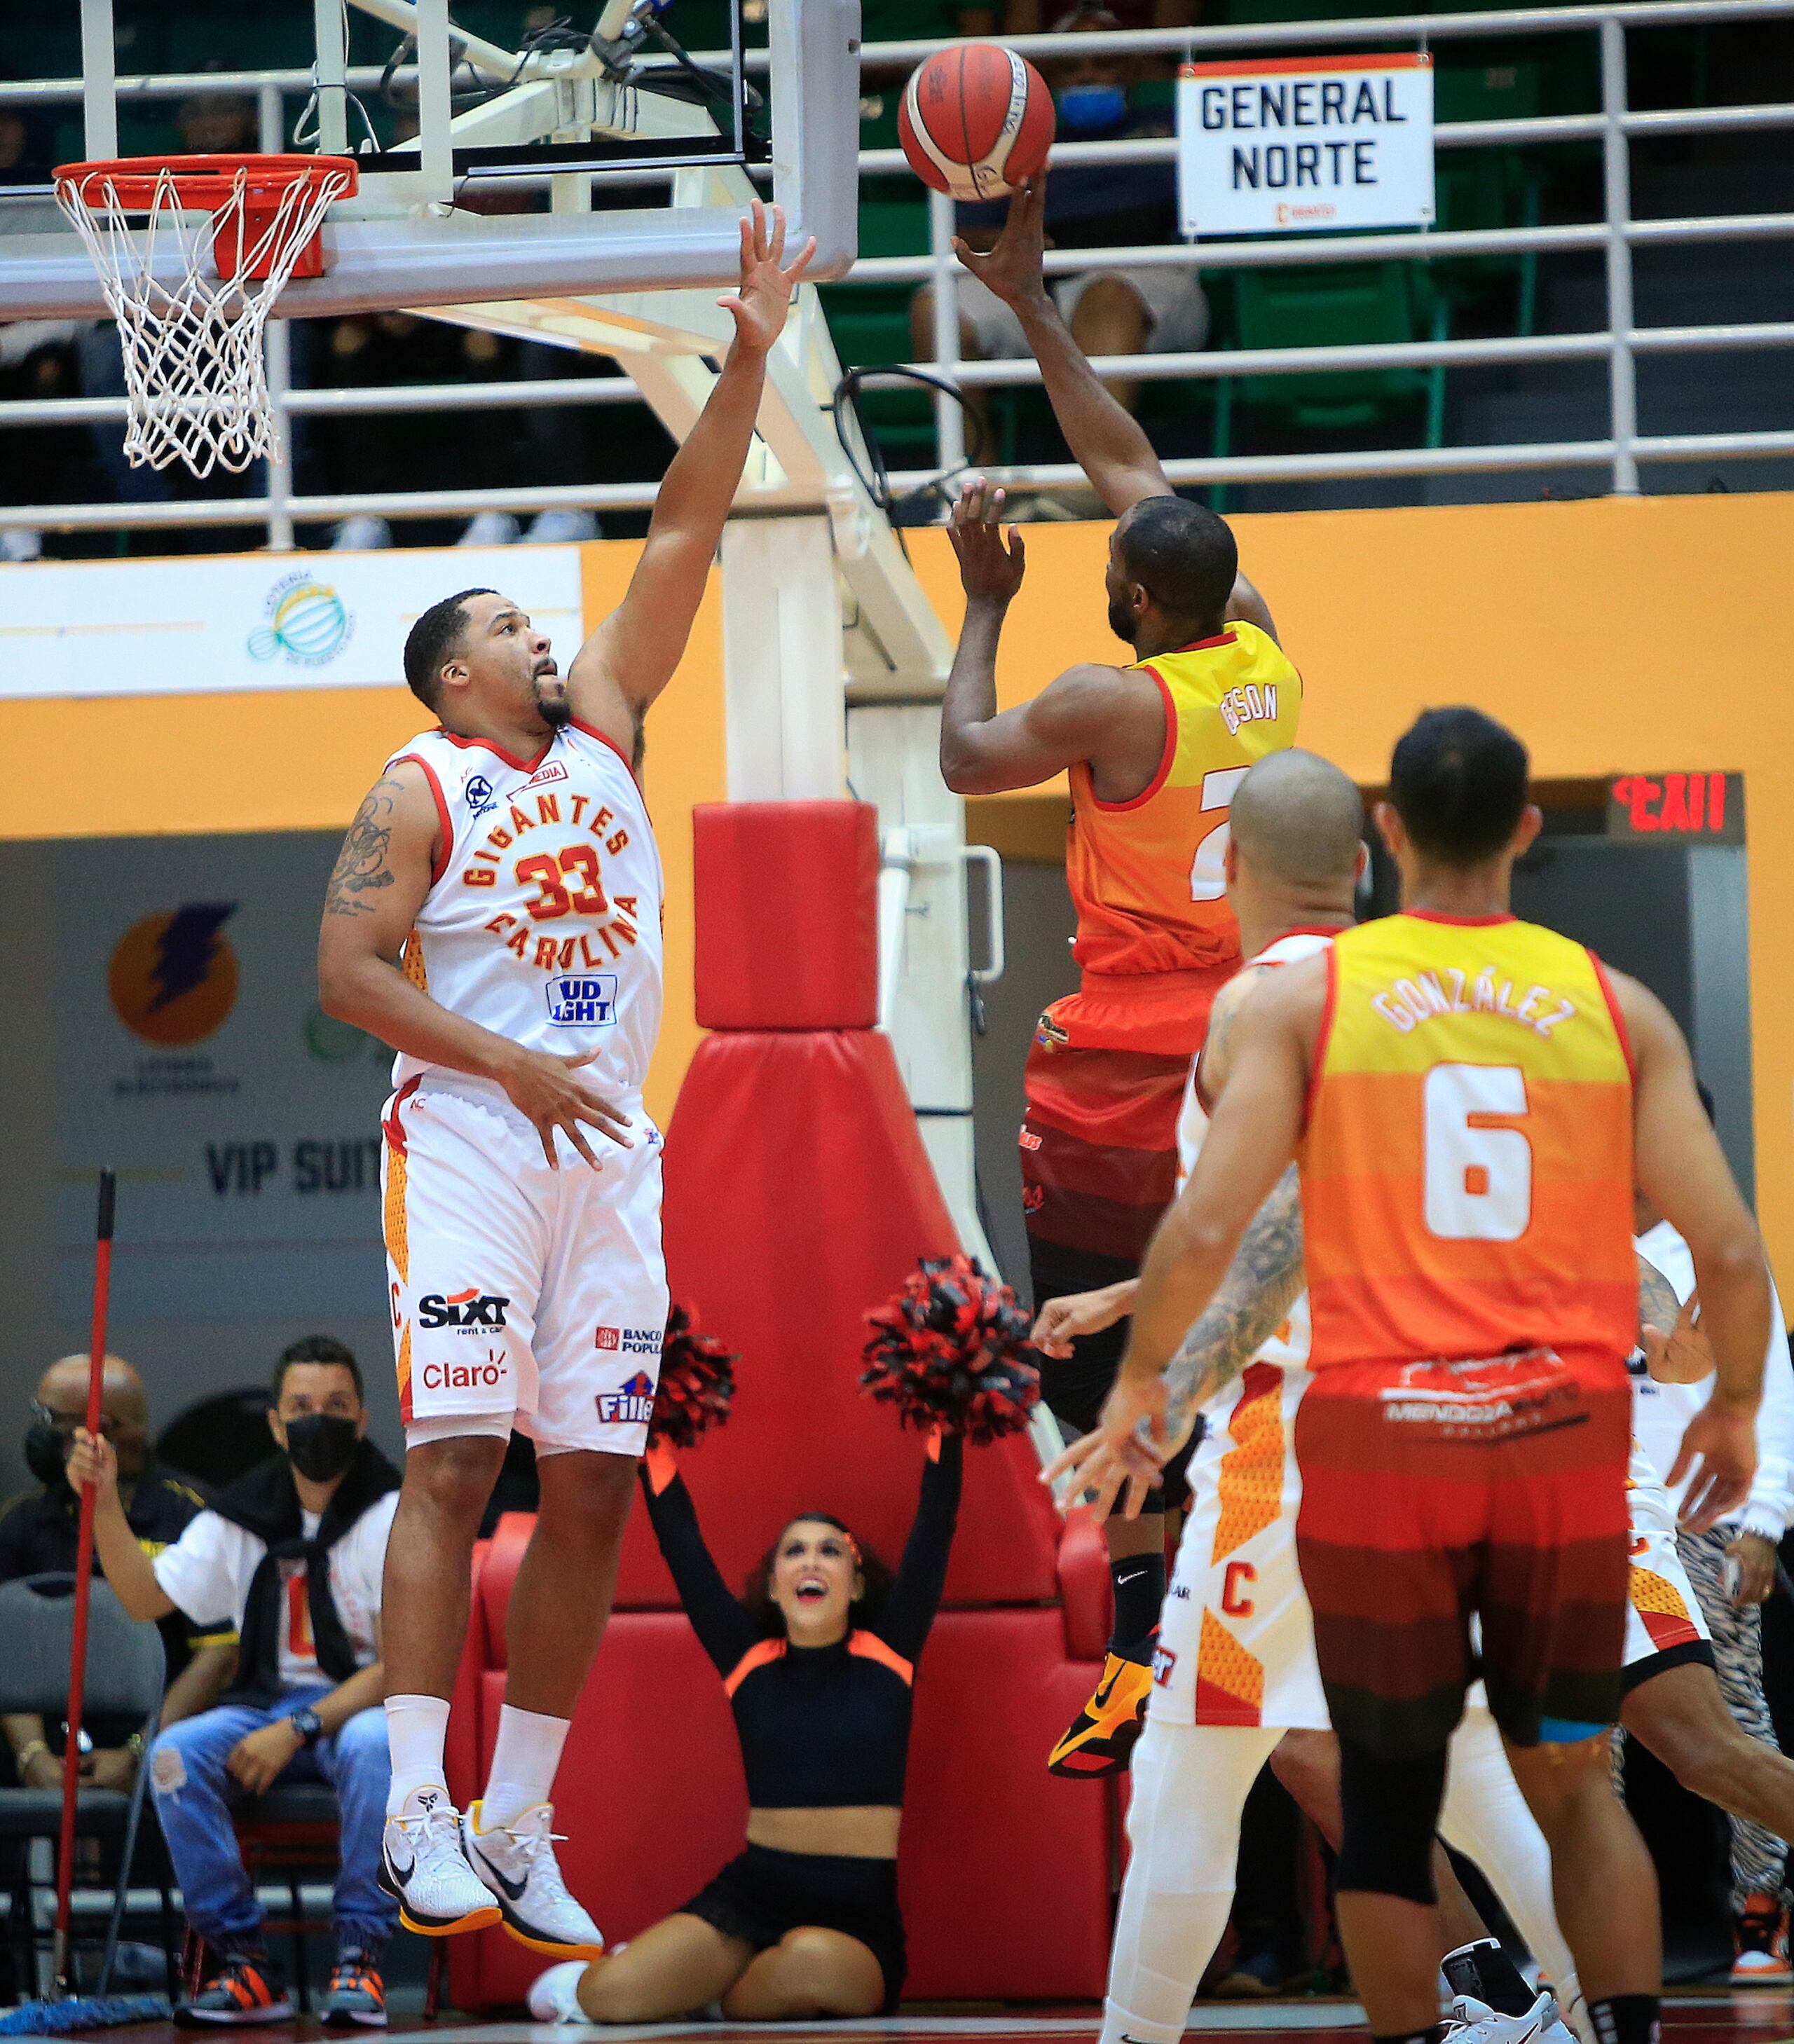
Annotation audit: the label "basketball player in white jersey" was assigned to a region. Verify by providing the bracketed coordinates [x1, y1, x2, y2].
[1037, 752, 1713, 2044]
[316, 203, 813, 1952]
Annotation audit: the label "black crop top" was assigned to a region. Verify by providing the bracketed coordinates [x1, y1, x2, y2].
[641, 1434, 962, 1809]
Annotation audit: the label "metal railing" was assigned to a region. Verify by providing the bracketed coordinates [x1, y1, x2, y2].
[1, 0, 1791, 542]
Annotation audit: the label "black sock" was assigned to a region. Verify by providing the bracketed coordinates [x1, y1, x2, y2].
[1441, 1937, 1536, 2019]
[1591, 1997, 1660, 2044]
[1109, 1552, 1165, 1660]
[1374, 2028, 1447, 2044]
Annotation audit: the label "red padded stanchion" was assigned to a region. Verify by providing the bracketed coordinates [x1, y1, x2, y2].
[693, 801, 879, 1029]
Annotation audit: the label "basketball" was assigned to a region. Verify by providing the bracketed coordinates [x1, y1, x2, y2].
[898, 43, 1055, 203]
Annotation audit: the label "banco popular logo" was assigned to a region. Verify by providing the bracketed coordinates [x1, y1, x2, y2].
[247, 573, 354, 667]
[109, 905, 240, 1047]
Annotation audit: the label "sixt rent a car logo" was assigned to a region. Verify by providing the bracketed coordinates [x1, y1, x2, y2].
[418, 1289, 511, 1330]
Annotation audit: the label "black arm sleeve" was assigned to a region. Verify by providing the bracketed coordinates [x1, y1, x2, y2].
[872, 1434, 964, 1663]
[638, 1465, 757, 1675]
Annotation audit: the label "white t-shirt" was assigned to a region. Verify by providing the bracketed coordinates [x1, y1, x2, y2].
[153, 1491, 399, 1687]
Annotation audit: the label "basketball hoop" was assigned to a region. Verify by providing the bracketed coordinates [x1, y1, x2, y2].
[55, 153, 358, 479]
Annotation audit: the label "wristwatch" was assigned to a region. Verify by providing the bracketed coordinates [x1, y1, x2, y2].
[287, 1708, 324, 1748]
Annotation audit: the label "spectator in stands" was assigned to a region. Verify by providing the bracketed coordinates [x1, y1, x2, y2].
[0, 1354, 237, 1791]
[68, 1337, 401, 2029]
[526, 1432, 966, 2022]
[912, 7, 1207, 420]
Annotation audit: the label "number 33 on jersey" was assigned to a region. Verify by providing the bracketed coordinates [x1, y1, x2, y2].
[1300, 912, 1639, 1371]
[386, 722, 665, 1101]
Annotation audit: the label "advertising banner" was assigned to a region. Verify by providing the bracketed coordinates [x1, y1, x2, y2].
[1178, 53, 1434, 236]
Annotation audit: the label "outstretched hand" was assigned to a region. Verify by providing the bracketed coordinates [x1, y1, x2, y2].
[1041, 1369, 1169, 1525]
[948, 478, 1026, 605]
[952, 177, 1050, 310]
[720, 199, 816, 357]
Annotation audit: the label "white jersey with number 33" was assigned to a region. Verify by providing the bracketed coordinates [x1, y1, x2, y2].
[385, 720, 664, 1106]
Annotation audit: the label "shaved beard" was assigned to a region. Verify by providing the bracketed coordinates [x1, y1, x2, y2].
[1107, 593, 1139, 647]
[535, 682, 571, 729]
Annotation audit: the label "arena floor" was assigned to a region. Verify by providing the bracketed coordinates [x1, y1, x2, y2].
[26, 2000, 1794, 2044]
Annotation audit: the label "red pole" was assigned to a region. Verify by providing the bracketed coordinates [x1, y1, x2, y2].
[53, 1168, 116, 1997]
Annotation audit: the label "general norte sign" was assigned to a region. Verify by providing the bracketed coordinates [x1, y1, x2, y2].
[1177, 54, 1434, 237]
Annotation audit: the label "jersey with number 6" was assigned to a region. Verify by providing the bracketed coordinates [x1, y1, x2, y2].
[1066, 622, 1301, 988]
[1301, 912, 1636, 1369]
[384, 720, 664, 1105]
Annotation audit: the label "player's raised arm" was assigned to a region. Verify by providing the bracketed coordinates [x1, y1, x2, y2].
[954, 179, 1168, 517]
[938, 479, 1147, 793]
[954, 179, 1277, 641]
[316, 763, 631, 1168]
[1619, 971, 1773, 1523]
[566, 201, 815, 751]
[1124, 958, 1320, 1390]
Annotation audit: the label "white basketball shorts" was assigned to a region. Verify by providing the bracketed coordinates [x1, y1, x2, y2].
[1152, 1359, 1329, 1732]
[1622, 1440, 1713, 1681]
[381, 1078, 669, 1457]
[1152, 1363, 1695, 1731]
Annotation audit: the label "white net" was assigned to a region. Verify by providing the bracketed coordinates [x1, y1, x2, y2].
[56, 161, 353, 479]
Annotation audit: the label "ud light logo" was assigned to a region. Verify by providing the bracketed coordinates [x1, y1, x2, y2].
[547, 974, 619, 1026]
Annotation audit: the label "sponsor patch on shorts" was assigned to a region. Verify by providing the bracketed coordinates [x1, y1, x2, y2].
[597, 1369, 656, 1426]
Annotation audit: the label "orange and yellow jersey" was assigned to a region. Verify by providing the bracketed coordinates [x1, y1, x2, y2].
[1301, 912, 1636, 1369]
[1060, 623, 1301, 1054]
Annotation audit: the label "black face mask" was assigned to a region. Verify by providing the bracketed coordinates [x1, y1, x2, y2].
[25, 1423, 70, 1489]
[283, 1414, 360, 1483]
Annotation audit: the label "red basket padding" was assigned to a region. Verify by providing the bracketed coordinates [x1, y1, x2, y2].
[448, 1607, 1111, 2009]
[626, 1026, 1061, 1612]
[1056, 1504, 1116, 1664]
[693, 802, 879, 1030]
[900, 1610, 1114, 1998]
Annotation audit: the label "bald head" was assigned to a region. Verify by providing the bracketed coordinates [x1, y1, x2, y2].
[38, 1354, 149, 1476]
[1230, 750, 1364, 892]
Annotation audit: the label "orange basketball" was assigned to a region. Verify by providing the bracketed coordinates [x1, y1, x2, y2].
[898, 43, 1055, 204]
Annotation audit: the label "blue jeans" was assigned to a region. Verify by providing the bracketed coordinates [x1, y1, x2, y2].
[150, 1683, 397, 1957]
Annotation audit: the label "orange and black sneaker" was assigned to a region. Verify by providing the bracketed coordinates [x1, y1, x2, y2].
[174, 1952, 294, 2026]
[1048, 1651, 1154, 1778]
[1732, 1891, 1793, 1984]
[322, 1948, 389, 2029]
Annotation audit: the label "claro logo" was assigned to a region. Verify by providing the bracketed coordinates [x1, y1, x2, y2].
[421, 1355, 509, 1391]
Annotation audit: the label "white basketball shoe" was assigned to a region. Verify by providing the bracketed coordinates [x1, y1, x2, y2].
[462, 1801, 606, 1958]
[379, 1785, 502, 1936]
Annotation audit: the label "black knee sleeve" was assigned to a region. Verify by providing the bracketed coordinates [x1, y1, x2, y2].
[1335, 1734, 1448, 1906]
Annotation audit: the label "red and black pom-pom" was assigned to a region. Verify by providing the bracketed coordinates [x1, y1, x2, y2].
[649, 1304, 739, 1450]
[861, 1255, 1040, 1445]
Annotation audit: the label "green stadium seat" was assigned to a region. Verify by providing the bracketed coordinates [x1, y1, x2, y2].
[1432, 62, 1545, 333]
[1210, 260, 1446, 503]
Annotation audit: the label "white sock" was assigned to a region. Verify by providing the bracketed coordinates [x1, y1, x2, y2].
[479, 1705, 572, 1830]
[384, 1693, 451, 1817]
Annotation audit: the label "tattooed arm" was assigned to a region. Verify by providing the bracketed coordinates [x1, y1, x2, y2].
[317, 762, 631, 1167]
[1156, 1166, 1305, 1458]
[1638, 1250, 1716, 1385]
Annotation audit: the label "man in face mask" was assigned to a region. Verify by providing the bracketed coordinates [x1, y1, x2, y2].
[1, 1354, 235, 1793]
[69, 1337, 402, 2028]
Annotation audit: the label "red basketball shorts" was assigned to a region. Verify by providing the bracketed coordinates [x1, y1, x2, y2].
[1294, 1348, 1632, 1755]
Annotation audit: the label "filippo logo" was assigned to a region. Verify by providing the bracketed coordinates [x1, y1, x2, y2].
[247, 573, 354, 667]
